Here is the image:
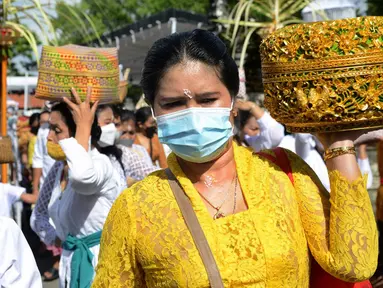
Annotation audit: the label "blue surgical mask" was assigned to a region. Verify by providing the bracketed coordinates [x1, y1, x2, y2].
[156, 106, 233, 163]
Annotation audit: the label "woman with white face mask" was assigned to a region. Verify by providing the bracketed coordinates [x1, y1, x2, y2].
[235, 102, 284, 152]
[31, 93, 124, 288]
[96, 105, 158, 186]
[93, 30, 377, 287]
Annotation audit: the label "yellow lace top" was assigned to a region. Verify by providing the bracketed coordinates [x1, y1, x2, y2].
[92, 144, 378, 287]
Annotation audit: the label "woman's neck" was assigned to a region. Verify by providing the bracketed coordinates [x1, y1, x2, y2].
[177, 141, 236, 183]
[136, 131, 148, 139]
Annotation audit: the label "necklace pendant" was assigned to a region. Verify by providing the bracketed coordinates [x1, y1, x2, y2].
[213, 211, 225, 220]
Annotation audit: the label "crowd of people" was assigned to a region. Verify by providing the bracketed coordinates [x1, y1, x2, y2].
[0, 28, 381, 288]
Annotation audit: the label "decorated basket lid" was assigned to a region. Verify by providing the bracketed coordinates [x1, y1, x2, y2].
[260, 16, 383, 133]
[36, 45, 127, 104]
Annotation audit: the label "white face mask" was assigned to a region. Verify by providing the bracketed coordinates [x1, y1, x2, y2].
[244, 134, 260, 147]
[98, 123, 120, 148]
[40, 123, 50, 130]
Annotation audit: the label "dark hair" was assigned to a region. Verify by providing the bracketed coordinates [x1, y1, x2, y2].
[95, 105, 125, 173]
[141, 29, 239, 106]
[238, 110, 252, 130]
[51, 103, 77, 137]
[29, 113, 41, 135]
[135, 107, 152, 125]
[112, 105, 122, 119]
[29, 113, 40, 127]
[120, 110, 135, 124]
[51, 103, 102, 147]
[96, 104, 114, 119]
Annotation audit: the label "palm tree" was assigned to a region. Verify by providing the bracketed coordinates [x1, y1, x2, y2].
[217, 0, 323, 100]
[219, 0, 320, 68]
[1, 0, 60, 59]
[0, 0, 102, 182]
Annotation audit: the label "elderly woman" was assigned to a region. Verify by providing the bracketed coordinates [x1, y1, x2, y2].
[92, 30, 377, 287]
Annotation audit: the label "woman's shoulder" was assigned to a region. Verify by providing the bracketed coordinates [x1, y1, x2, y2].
[119, 169, 168, 200]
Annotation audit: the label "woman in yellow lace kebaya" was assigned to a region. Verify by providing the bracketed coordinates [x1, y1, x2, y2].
[92, 30, 378, 287]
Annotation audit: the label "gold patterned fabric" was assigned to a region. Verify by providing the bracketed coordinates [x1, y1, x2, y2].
[260, 16, 383, 132]
[36, 45, 127, 104]
[92, 143, 377, 287]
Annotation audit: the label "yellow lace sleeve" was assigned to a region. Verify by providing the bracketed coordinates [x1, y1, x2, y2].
[285, 149, 378, 282]
[92, 185, 145, 288]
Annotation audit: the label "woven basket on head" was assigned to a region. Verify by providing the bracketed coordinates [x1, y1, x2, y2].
[36, 45, 127, 104]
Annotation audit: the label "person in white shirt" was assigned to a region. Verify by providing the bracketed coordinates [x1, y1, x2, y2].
[96, 105, 157, 187]
[279, 133, 373, 191]
[295, 133, 331, 191]
[31, 110, 55, 203]
[0, 216, 42, 288]
[31, 90, 124, 288]
[116, 109, 160, 167]
[357, 144, 373, 189]
[235, 100, 285, 152]
[278, 133, 296, 153]
[0, 183, 26, 218]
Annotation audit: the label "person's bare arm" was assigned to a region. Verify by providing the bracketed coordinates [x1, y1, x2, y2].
[29, 167, 42, 204]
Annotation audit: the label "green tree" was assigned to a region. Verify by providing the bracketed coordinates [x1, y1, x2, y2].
[2, 0, 96, 75]
[8, 34, 40, 76]
[53, 0, 210, 45]
[368, 0, 383, 16]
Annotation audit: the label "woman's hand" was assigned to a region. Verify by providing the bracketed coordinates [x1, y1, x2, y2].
[63, 86, 99, 151]
[235, 100, 264, 119]
[235, 100, 256, 111]
[354, 129, 383, 146]
[315, 130, 367, 150]
[316, 130, 370, 182]
[63, 86, 99, 128]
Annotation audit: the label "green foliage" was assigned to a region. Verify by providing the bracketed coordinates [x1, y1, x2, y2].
[53, 0, 210, 45]
[217, 0, 313, 68]
[1, 0, 59, 75]
[368, 0, 383, 16]
[8, 33, 40, 76]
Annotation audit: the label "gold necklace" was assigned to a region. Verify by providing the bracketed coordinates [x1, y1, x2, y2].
[198, 173, 237, 220]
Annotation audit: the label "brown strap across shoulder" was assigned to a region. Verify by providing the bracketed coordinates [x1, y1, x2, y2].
[164, 168, 224, 288]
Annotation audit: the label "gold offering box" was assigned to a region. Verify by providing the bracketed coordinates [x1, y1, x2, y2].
[260, 16, 383, 132]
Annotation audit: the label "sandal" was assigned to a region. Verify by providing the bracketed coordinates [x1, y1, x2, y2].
[42, 267, 59, 282]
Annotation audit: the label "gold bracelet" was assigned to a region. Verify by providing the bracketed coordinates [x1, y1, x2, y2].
[323, 146, 356, 161]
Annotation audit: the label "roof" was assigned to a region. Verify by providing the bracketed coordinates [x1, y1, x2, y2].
[8, 93, 45, 109]
[92, 9, 211, 85]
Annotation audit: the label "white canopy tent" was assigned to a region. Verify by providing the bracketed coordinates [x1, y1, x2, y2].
[7, 75, 38, 113]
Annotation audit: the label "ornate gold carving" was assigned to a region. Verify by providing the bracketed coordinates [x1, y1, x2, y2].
[260, 16, 383, 132]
